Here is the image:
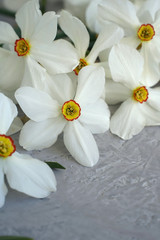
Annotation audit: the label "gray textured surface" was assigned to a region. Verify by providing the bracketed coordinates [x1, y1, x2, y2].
[1, 121, 160, 240]
[1, 1, 160, 240]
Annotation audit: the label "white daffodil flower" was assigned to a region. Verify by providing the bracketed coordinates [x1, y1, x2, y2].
[64, 0, 91, 23]
[0, 0, 78, 91]
[106, 44, 160, 140]
[0, 92, 57, 208]
[98, 0, 160, 86]
[59, 10, 124, 77]
[15, 66, 110, 167]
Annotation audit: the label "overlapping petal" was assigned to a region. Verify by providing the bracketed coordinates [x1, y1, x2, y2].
[0, 48, 24, 91]
[0, 161, 8, 208]
[63, 121, 99, 167]
[105, 79, 132, 105]
[0, 93, 17, 134]
[86, 25, 124, 63]
[19, 117, 66, 150]
[15, 87, 60, 122]
[32, 40, 79, 75]
[45, 73, 75, 105]
[30, 12, 58, 45]
[79, 99, 110, 134]
[0, 22, 18, 45]
[5, 152, 57, 198]
[15, 0, 41, 39]
[75, 66, 105, 106]
[109, 44, 144, 89]
[110, 98, 145, 140]
[7, 117, 23, 136]
[59, 10, 90, 58]
[98, 0, 140, 35]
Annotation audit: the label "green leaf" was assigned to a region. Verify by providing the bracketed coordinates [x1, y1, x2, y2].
[0, 237, 33, 240]
[46, 162, 66, 170]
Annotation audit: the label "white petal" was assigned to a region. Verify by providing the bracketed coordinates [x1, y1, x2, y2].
[98, 0, 140, 35]
[32, 40, 79, 75]
[0, 22, 18, 44]
[141, 102, 160, 126]
[19, 117, 66, 150]
[0, 48, 24, 91]
[15, 87, 60, 122]
[5, 152, 56, 198]
[45, 73, 75, 105]
[147, 87, 160, 111]
[75, 66, 105, 106]
[86, 25, 124, 63]
[7, 117, 23, 136]
[63, 121, 99, 167]
[86, 0, 101, 33]
[105, 79, 132, 105]
[137, 0, 160, 23]
[21, 56, 47, 89]
[3, 0, 29, 12]
[30, 12, 57, 45]
[15, 0, 42, 39]
[120, 36, 140, 48]
[139, 41, 160, 87]
[110, 98, 145, 140]
[0, 161, 7, 208]
[79, 99, 110, 134]
[0, 93, 17, 134]
[59, 10, 89, 58]
[109, 44, 144, 89]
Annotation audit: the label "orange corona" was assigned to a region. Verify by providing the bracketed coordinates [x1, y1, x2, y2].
[74, 58, 88, 75]
[0, 135, 16, 158]
[62, 100, 81, 121]
[15, 38, 30, 56]
[137, 24, 155, 41]
[133, 86, 148, 103]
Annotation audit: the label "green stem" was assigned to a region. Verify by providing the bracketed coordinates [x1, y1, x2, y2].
[0, 8, 15, 18]
[40, 0, 47, 14]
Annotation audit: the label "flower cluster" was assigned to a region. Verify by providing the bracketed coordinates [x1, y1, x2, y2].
[0, 0, 160, 207]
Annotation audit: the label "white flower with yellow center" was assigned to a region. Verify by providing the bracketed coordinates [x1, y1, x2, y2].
[98, 0, 160, 86]
[59, 10, 124, 77]
[106, 44, 160, 140]
[0, 93, 57, 208]
[0, 0, 78, 91]
[15, 66, 110, 167]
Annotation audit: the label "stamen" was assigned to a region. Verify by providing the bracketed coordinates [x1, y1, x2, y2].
[74, 58, 88, 75]
[133, 86, 148, 103]
[62, 100, 81, 121]
[15, 38, 30, 56]
[0, 135, 16, 158]
[137, 24, 155, 41]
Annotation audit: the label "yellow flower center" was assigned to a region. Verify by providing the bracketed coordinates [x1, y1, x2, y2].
[0, 135, 16, 158]
[137, 24, 155, 41]
[15, 38, 30, 56]
[133, 86, 148, 103]
[62, 100, 81, 121]
[74, 58, 88, 75]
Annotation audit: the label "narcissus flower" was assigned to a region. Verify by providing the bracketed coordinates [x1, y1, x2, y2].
[98, 0, 160, 86]
[59, 10, 124, 76]
[0, 93, 56, 208]
[2, 0, 29, 11]
[106, 44, 160, 140]
[15, 66, 110, 167]
[0, 0, 78, 91]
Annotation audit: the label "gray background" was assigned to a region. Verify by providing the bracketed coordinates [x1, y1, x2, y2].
[1, 1, 160, 240]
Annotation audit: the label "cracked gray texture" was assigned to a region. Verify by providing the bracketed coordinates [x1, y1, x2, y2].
[1, 123, 160, 240]
[1, 0, 160, 239]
